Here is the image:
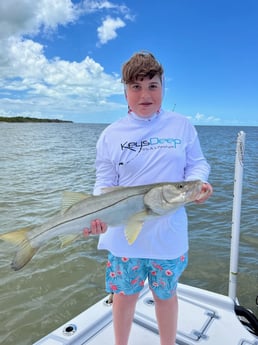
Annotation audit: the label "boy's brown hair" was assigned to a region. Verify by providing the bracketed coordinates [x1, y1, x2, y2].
[121, 51, 164, 84]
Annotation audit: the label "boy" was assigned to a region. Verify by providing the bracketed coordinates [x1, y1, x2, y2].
[85, 51, 212, 345]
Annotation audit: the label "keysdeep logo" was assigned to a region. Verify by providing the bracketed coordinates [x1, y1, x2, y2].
[121, 137, 181, 152]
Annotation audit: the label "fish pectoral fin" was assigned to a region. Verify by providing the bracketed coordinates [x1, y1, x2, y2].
[59, 234, 81, 247]
[0, 228, 38, 271]
[124, 211, 147, 245]
[61, 191, 92, 214]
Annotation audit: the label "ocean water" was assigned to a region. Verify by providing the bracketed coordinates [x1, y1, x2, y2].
[0, 123, 257, 345]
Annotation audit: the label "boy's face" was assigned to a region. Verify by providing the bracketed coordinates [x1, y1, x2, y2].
[125, 75, 162, 118]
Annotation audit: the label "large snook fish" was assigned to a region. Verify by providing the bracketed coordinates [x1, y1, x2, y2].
[0, 180, 205, 270]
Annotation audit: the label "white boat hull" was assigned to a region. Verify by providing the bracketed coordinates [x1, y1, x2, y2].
[34, 283, 258, 345]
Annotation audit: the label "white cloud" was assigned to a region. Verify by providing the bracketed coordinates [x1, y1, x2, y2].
[195, 112, 205, 121]
[186, 112, 220, 124]
[0, 36, 123, 117]
[83, 0, 131, 15]
[0, 0, 131, 121]
[82, 1, 133, 45]
[0, 0, 78, 39]
[83, 0, 120, 11]
[97, 16, 125, 45]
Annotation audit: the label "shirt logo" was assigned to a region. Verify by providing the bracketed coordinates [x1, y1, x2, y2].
[121, 137, 181, 152]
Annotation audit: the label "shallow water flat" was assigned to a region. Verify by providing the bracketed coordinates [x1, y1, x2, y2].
[0, 123, 257, 345]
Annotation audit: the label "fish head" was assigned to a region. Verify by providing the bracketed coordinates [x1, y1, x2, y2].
[162, 180, 203, 204]
[144, 180, 203, 215]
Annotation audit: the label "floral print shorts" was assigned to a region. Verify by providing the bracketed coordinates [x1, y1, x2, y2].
[106, 252, 188, 300]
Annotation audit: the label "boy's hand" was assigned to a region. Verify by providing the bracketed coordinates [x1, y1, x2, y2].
[195, 182, 213, 204]
[83, 219, 108, 236]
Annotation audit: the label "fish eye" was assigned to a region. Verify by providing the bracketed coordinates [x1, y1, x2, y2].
[178, 184, 184, 189]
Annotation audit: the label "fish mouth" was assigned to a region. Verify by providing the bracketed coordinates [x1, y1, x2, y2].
[195, 187, 203, 199]
[186, 183, 203, 201]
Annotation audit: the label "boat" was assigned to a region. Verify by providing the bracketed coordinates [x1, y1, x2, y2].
[34, 131, 258, 345]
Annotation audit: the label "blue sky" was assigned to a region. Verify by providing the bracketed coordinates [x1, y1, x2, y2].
[0, 0, 257, 126]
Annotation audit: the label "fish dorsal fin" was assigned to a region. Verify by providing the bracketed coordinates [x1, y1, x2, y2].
[61, 191, 92, 214]
[124, 211, 147, 245]
[101, 186, 124, 194]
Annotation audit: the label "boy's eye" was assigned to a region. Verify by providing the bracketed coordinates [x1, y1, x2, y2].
[127, 83, 161, 92]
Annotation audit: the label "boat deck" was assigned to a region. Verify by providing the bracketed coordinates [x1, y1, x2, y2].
[34, 283, 258, 345]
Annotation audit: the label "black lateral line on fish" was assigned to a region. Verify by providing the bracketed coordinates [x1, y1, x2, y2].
[28, 189, 148, 242]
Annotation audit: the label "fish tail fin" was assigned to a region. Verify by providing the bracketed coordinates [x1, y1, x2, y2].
[0, 228, 38, 271]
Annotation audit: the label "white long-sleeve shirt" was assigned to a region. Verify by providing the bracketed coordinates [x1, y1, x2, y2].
[94, 109, 210, 259]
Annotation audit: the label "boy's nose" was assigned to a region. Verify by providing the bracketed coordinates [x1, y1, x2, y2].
[139, 87, 150, 97]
